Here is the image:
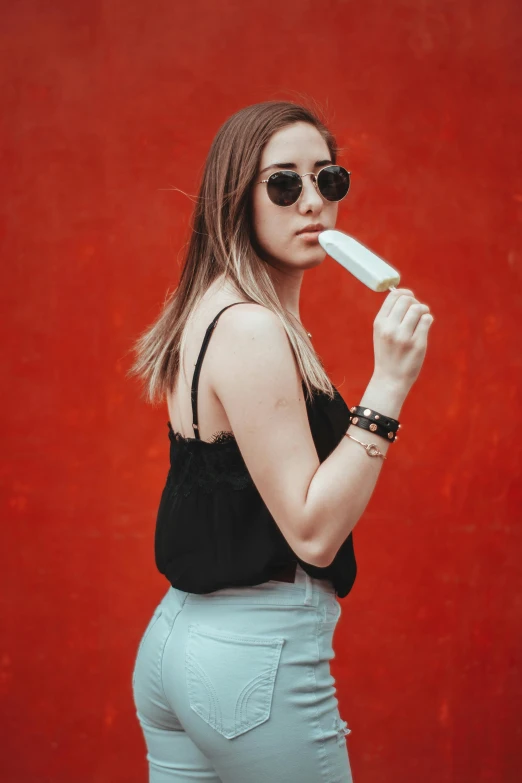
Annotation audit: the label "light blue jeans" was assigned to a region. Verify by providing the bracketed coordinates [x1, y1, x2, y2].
[132, 564, 353, 782]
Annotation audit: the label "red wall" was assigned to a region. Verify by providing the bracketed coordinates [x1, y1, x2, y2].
[2, 1, 521, 781]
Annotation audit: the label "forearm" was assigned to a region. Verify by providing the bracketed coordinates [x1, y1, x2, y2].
[302, 374, 408, 566]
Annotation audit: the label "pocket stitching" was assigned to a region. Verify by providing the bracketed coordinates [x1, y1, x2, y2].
[186, 657, 223, 733]
[185, 624, 284, 739]
[188, 623, 285, 646]
[237, 671, 274, 729]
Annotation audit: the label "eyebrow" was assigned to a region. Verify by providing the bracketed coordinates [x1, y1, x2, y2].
[259, 159, 333, 175]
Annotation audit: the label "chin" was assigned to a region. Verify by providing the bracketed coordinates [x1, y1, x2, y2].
[262, 246, 327, 272]
[302, 256, 325, 271]
[299, 248, 327, 269]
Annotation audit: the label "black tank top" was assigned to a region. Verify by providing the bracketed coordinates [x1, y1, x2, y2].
[154, 303, 357, 598]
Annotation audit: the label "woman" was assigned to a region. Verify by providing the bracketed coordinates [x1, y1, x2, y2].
[128, 100, 433, 782]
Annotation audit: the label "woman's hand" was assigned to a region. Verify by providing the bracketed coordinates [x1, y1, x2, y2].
[372, 288, 434, 393]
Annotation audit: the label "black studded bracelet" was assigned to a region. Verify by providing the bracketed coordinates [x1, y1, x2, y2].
[349, 415, 398, 442]
[349, 406, 401, 443]
[349, 406, 400, 431]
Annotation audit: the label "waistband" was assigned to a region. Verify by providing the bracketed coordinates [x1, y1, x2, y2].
[161, 563, 337, 612]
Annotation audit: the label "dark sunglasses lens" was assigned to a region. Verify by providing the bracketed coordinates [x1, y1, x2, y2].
[317, 166, 350, 201]
[266, 171, 302, 206]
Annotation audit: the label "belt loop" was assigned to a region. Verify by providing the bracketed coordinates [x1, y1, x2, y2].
[303, 570, 314, 606]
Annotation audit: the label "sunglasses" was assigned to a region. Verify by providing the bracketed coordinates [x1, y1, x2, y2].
[257, 165, 351, 207]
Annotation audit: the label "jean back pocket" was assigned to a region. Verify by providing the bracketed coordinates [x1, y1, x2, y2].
[185, 623, 285, 739]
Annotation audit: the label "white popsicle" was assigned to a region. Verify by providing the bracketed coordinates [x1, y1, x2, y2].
[318, 229, 401, 292]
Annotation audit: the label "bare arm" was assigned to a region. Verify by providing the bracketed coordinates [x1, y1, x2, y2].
[302, 374, 406, 566]
[210, 290, 433, 567]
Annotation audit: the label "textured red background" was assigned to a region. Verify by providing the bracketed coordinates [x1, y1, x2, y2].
[1, 1, 521, 781]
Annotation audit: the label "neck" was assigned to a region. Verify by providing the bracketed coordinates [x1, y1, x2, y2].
[212, 267, 305, 326]
[264, 264, 304, 322]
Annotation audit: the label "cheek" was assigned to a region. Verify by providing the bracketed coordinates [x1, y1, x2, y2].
[330, 202, 339, 225]
[252, 194, 286, 250]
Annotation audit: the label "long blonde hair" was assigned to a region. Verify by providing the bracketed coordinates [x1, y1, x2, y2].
[127, 100, 339, 405]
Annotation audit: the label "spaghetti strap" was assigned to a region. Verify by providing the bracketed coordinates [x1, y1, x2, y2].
[190, 302, 251, 440]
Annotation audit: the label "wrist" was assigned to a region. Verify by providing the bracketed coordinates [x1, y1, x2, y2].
[359, 375, 408, 421]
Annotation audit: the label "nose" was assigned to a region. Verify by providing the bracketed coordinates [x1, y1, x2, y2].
[297, 173, 323, 214]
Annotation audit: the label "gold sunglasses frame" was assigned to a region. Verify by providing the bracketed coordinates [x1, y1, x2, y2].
[257, 165, 351, 207]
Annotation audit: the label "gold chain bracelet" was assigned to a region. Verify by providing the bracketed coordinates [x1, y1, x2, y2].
[344, 433, 387, 460]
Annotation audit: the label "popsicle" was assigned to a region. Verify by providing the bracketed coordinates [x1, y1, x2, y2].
[318, 229, 401, 292]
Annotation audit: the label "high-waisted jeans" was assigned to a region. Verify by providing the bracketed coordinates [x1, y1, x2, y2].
[132, 564, 353, 782]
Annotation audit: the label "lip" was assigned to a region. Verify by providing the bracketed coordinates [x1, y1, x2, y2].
[296, 223, 325, 235]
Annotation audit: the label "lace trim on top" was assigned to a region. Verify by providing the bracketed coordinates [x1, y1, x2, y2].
[165, 384, 343, 500]
[168, 423, 237, 446]
[166, 422, 254, 498]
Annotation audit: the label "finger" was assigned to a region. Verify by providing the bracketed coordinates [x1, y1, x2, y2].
[413, 312, 435, 338]
[387, 294, 419, 324]
[380, 288, 415, 318]
[398, 303, 430, 337]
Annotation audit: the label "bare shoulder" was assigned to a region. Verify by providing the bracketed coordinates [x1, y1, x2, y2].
[209, 301, 299, 391]
[217, 301, 284, 335]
